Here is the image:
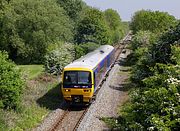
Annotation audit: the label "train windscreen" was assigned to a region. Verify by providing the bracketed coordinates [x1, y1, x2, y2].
[63, 71, 92, 87]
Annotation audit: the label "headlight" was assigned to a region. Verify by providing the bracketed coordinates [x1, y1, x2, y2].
[65, 89, 70, 92]
[84, 89, 91, 92]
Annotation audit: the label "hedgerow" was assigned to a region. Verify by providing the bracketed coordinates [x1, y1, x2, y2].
[0, 51, 24, 109]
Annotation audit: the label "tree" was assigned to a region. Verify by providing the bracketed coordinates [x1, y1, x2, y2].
[74, 42, 100, 59]
[130, 10, 177, 34]
[0, 0, 73, 63]
[75, 8, 112, 45]
[104, 9, 122, 30]
[104, 9, 124, 43]
[151, 22, 180, 64]
[57, 0, 87, 22]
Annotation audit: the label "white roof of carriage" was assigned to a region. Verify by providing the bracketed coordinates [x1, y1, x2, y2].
[64, 45, 114, 70]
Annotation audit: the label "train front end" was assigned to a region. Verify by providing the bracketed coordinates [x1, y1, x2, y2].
[61, 68, 94, 103]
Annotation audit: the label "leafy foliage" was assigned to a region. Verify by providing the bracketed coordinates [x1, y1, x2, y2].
[0, 51, 24, 109]
[104, 9, 128, 43]
[131, 23, 180, 83]
[130, 10, 177, 34]
[75, 8, 112, 45]
[104, 9, 122, 31]
[129, 31, 157, 83]
[57, 0, 87, 22]
[114, 20, 180, 131]
[44, 42, 75, 75]
[117, 64, 180, 130]
[0, 0, 73, 63]
[151, 22, 180, 64]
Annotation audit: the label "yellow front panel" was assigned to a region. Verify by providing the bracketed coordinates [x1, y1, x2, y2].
[61, 68, 95, 102]
[62, 88, 94, 102]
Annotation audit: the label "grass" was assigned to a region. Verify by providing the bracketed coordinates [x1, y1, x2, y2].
[100, 117, 119, 129]
[0, 70, 63, 130]
[17, 65, 44, 79]
[0, 111, 8, 131]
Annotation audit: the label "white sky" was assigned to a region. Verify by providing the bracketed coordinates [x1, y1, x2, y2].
[83, 0, 180, 21]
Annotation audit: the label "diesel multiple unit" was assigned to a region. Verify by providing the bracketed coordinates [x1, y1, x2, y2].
[61, 45, 115, 103]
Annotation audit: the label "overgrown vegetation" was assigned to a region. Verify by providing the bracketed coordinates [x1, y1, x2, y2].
[0, 0, 127, 64]
[104, 10, 180, 130]
[104, 9, 126, 43]
[0, 51, 24, 109]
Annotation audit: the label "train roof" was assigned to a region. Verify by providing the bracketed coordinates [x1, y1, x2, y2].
[64, 45, 114, 70]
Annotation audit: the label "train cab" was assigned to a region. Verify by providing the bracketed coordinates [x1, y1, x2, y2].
[62, 68, 94, 103]
[61, 45, 114, 104]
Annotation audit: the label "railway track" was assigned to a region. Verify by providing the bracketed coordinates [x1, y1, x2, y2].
[50, 104, 88, 131]
[47, 33, 131, 131]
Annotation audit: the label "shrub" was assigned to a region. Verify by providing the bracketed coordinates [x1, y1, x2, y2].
[0, 51, 24, 109]
[44, 42, 75, 75]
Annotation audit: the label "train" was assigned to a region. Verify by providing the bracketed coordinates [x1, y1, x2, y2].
[61, 45, 115, 104]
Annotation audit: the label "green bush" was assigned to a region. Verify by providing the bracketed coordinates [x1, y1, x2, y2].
[0, 51, 24, 109]
[75, 42, 100, 59]
[44, 42, 75, 75]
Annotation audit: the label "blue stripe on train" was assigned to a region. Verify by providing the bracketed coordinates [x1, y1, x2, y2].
[93, 49, 115, 92]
